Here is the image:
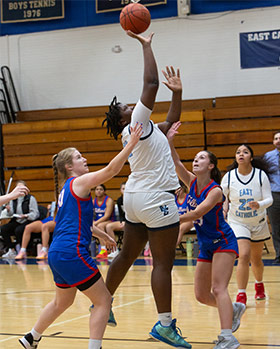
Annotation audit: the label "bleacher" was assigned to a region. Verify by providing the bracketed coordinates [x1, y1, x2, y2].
[1, 92, 280, 206]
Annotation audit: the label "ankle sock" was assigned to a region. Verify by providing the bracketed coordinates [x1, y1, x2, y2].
[158, 312, 172, 327]
[88, 339, 102, 349]
[31, 328, 41, 341]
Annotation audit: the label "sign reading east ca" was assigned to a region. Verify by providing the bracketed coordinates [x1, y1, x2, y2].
[1, 0, 64, 23]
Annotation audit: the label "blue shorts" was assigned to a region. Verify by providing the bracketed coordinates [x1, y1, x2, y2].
[48, 250, 101, 291]
[41, 216, 54, 224]
[198, 237, 239, 262]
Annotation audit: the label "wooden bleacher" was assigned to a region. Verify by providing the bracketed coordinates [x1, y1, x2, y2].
[2, 103, 204, 206]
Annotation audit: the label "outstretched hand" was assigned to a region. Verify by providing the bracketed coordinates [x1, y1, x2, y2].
[162, 66, 182, 92]
[166, 121, 181, 142]
[129, 122, 143, 145]
[126, 30, 154, 46]
[9, 185, 29, 200]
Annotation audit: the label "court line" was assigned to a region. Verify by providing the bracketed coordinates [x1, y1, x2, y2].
[0, 335, 18, 343]
[48, 295, 154, 328]
[0, 333, 279, 347]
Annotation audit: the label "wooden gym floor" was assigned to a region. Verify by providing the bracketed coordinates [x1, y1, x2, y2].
[1, 238, 280, 349]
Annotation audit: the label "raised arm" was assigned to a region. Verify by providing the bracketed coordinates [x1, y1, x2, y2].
[0, 184, 29, 207]
[73, 124, 143, 197]
[127, 31, 159, 111]
[167, 121, 195, 188]
[158, 67, 182, 135]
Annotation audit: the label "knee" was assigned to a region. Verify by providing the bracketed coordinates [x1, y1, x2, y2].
[238, 252, 250, 264]
[54, 296, 75, 311]
[211, 284, 226, 299]
[195, 290, 208, 305]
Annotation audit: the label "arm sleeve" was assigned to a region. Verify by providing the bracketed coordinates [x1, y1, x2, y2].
[130, 100, 152, 136]
[220, 173, 229, 197]
[258, 172, 273, 209]
[27, 196, 40, 221]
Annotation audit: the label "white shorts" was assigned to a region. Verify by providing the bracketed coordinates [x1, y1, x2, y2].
[228, 219, 270, 242]
[124, 191, 179, 230]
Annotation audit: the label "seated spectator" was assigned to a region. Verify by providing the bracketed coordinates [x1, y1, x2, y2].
[175, 183, 194, 247]
[15, 202, 56, 260]
[1, 180, 39, 258]
[105, 182, 126, 259]
[92, 184, 115, 258]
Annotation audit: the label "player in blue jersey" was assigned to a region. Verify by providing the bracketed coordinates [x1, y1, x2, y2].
[167, 121, 245, 349]
[19, 125, 142, 349]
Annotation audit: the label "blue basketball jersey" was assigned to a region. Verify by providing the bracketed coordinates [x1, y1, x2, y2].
[175, 193, 188, 216]
[49, 177, 94, 254]
[93, 195, 115, 221]
[187, 178, 236, 249]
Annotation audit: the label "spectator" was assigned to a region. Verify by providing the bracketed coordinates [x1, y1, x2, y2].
[221, 144, 272, 305]
[105, 182, 126, 260]
[263, 131, 280, 264]
[93, 184, 115, 259]
[15, 202, 56, 260]
[1, 180, 39, 258]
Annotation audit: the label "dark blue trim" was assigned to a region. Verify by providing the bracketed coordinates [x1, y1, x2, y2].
[147, 221, 179, 231]
[235, 167, 255, 185]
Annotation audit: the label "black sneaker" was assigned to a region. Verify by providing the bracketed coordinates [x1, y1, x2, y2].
[19, 333, 41, 348]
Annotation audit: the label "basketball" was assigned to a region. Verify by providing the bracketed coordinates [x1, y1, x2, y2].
[120, 3, 151, 34]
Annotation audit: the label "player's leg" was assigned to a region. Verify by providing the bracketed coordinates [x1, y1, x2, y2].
[16, 221, 43, 259]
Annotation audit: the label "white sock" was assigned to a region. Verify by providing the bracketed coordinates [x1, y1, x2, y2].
[9, 248, 14, 252]
[238, 289, 246, 293]
[20, 248, 26, 253]
[221, 329, 232, 338]
[255, 280, 262, 284]
[41, 247, 48, 252]
[88, 339, 102, 349]
[100, 245, 106, 250]
[31, 328, 41, 341]
[158, 312, 172, 327]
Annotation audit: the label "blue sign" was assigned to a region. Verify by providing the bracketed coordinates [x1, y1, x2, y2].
[240, 30, 280, 69]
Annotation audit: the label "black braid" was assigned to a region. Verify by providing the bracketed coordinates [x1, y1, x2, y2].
[102, 96, 124, 140]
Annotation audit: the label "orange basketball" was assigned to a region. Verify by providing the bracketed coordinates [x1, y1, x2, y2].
[120, 3, 151, 34]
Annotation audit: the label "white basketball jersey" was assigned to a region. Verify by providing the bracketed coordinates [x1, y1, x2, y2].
[122, 103, 179, 193]
[222, 168, 266, 224]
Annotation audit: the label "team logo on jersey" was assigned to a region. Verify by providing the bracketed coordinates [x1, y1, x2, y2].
[160, 205, 169, 216]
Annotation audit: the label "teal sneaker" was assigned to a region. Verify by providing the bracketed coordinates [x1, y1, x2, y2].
[89, 305, 117, 327]
[149, 319, 191, 348]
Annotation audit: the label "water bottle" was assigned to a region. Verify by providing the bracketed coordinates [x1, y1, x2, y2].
[186, 238, 193, 258]
[193, 239, 199, 258]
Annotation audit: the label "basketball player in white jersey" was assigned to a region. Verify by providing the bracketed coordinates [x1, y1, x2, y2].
[221, 144, 273, 305]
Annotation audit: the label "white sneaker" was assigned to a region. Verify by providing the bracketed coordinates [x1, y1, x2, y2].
[108, 249, 119, 260]
[232, 302, 246, 332]
[2, 249, 17, 258]
[214, 335, 240, 349]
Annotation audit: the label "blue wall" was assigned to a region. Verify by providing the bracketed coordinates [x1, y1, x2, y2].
[1, 0, 280, 36]
[0, 0, 177, 36]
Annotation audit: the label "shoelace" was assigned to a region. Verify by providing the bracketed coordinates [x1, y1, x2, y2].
[171, 323, 188, 340]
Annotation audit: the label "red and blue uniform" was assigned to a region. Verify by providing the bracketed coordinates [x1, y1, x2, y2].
[48, 177, 100, 290]
[93, 195, 115, 221]
[175, 194, 188, 216]
[187, 178, 238, 262]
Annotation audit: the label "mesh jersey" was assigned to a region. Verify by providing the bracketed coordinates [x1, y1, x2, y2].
[49, 177, 93, 254]
[187, 178, 235, 248]
[93, 195, 115, 221]
[221, 167, 268, 224]
[122, 101, 179, 193]
[175, 194, 188, 216]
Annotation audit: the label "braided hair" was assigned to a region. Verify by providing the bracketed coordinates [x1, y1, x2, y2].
[52, 147, 76, 202]
[102, 96, 124, 140]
